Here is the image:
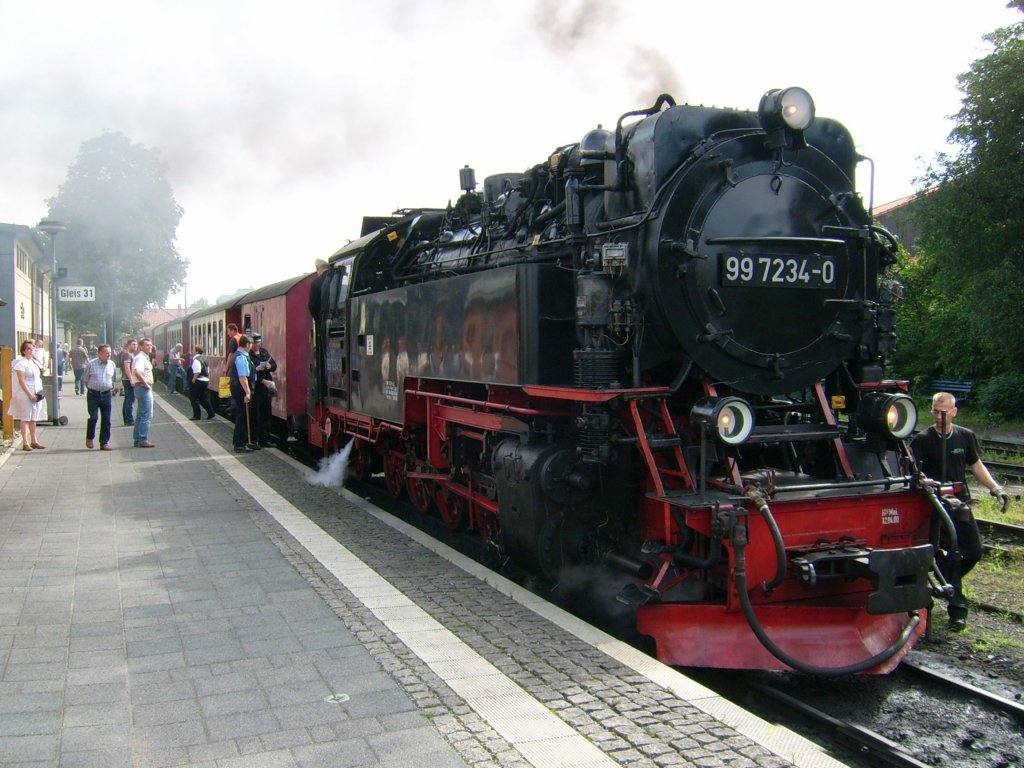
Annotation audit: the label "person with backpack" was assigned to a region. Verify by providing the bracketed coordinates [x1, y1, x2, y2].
[188, 344, 216, 420]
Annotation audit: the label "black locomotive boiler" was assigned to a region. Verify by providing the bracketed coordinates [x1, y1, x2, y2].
[310, 89, 948, 674]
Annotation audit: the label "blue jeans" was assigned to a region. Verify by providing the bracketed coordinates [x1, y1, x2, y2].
[86, 390, 112, 446]
[167, 364, 184, 393]
[133, 386, 153, 445]
[122, 380, 135, 424]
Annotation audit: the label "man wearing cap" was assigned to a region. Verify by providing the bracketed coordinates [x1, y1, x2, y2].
[248, 332, 277, 448]
[230, 335, 256, 453]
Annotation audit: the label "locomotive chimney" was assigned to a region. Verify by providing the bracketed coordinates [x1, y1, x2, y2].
[459, 165, 476, 193]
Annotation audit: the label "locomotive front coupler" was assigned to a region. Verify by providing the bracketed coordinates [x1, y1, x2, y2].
[790, 542, 935, 615]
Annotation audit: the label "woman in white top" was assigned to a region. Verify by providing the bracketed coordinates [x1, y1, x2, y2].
[8, 339, 48, 450]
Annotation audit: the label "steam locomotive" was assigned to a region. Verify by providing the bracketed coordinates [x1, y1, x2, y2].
[201, 89, 954, 674]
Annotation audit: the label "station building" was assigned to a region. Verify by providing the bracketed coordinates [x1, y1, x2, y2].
[0, 223, 58, 352]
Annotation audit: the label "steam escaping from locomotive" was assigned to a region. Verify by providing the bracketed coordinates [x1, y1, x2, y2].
[306, 439, 354, 487]
[307, 87, 949, 675]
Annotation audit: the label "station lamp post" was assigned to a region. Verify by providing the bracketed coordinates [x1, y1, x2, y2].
[37, 218, 68, 426]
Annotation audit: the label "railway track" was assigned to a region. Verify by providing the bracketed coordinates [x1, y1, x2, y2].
[898, 659, 1024, 723]
[747, 682, 932, 768]
[710, 657, 1024, 768]
[983, 460, 1024, 482]
[981, 437, 1024, 458]
[977, 516, 1024, 543]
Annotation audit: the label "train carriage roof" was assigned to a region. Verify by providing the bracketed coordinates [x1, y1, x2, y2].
[240, 272, 313, 304]
[187, 291, 252, 321]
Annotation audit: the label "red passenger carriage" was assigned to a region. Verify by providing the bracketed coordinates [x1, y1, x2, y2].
[238, 273, 316, 438]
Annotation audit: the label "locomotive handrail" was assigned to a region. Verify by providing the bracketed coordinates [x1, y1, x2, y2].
[705, 236, 846, 247]
[734, 474, 917, 497]
[614, 94, 677, 189]
[413, 388, 573, 419]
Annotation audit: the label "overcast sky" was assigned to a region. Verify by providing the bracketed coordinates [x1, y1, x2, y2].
[2, 0, 1019, 308]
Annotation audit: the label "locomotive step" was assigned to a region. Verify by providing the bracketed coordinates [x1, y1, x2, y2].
[745, 424, 840, 443]
[646, 435, 682, 449]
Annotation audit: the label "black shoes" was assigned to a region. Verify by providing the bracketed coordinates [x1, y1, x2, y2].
[206, 414, 216, 420]
[234, 445, 252, 453]
[189, 417, 201, 421]
[949, 617, 967, 632]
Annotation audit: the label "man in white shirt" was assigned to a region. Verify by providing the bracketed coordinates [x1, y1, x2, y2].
[131, 338, 155, 448]
[82, 344, 118, 450]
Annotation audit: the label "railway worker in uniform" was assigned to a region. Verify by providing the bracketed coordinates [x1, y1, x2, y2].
[248, 333, 277, 448]
[82, 343, 117, 450]
[188, 344, 216, 420]
[118, 338, 138, 425]
[308, 258, 329, 317]
[70, 339, 90, 395]
[131, 338, 155, 448]
[911, 391, 1010, 632]
[229, 335, 257, 453]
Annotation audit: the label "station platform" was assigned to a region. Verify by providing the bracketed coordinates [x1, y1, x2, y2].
[0, 391, 847, 768]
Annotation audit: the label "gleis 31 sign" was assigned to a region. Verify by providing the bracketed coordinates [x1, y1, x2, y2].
[58, 286, 95, 302]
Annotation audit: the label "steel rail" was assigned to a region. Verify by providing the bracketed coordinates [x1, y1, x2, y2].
[981, 438, 1024, 457]
[976, 517, 1024, 538]
[749, 683, 933, 768]
[984, 460, 1024, 481]
[898, 659, 1024, 722]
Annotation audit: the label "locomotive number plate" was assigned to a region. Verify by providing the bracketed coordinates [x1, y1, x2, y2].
[720, 254, 836, 288]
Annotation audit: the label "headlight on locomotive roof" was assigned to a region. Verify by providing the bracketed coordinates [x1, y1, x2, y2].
[859, 392, 918, 441]
[691, 397, 755, 446]
[758, 87, 815, 132]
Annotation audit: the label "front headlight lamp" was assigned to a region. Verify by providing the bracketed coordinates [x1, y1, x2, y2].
[758, 87, 815, 148]
[859, 392, 918, 440]
[691, 396, 755, 446]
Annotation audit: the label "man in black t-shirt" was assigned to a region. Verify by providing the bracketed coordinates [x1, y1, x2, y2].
[911, 392, 1009, 632]
[117, 339, 138, 426]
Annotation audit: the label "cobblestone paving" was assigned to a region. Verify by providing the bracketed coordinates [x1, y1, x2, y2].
[178, 396, 798, 768]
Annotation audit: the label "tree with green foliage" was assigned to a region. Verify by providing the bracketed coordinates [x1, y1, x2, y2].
[43, 132, 187, 340]
[892, 14, 1024, 412]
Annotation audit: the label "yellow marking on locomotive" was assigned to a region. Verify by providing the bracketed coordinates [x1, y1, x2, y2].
[831, 395, 846, 410]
